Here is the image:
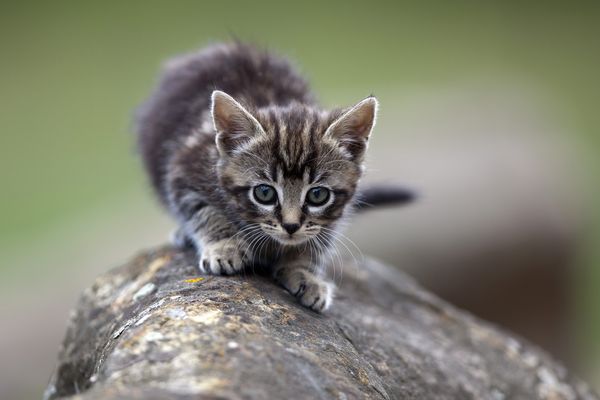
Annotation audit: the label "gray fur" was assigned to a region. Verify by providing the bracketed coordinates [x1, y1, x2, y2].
[136, 42, 380, 312]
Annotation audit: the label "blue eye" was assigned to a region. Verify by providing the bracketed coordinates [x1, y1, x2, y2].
[306, 187, 330, 206]
[253, 184, 277, 204]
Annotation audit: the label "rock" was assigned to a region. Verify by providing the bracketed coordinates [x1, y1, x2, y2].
[45, 246, 597, 400]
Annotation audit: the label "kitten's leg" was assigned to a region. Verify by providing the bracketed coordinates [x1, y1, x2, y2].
[170, 226, 193, 248]
[183, 206, 250, 275]
[273, 251, 334, 312]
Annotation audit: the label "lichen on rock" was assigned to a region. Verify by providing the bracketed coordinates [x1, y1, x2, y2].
[45, 246, 598, 400]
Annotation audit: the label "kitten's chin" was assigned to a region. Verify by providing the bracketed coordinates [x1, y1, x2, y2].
[271, 235, 309, 246]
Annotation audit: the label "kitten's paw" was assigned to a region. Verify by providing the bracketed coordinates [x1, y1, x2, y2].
[198, 239, 248, 275]
[281, 270, 334, 312]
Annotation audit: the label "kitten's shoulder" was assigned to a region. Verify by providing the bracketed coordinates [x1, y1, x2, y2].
[158, 41, 316, 108]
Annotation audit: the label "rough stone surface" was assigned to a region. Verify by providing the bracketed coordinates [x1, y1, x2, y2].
[45, 246, 597, 400]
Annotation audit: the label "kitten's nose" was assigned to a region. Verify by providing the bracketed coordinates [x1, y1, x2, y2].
[282, 223, 300, 235]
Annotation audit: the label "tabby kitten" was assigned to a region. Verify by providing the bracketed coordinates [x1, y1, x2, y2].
[136, 42, 411, 312]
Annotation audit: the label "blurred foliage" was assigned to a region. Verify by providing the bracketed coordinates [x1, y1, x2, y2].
[1, 0, 599, 365]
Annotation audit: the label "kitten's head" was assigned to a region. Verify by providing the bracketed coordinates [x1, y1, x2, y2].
[211, 90, 377, 246]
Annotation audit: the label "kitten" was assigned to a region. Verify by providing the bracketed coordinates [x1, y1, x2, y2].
[136, 42, 412, 312]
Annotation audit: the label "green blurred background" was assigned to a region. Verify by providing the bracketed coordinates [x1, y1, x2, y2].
[1, 1, 599, 398]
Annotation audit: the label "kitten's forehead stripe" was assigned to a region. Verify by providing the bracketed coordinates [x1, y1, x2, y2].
[302, 169, 310, 184]
[255, 105, 334, 180]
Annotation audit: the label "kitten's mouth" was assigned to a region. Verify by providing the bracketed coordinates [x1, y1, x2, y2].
[271, 233, 309, 246]
[259, 224, 314, 246]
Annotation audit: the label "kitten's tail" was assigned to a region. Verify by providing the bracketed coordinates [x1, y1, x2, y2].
[353, 185, 416, 212]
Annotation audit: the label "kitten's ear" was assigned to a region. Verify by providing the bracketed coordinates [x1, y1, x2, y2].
[211, 90, 265, 157]
[325, 96, 378, 161]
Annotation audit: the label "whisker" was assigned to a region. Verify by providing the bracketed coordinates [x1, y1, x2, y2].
[315, 232, 343, 285]
[320, 226, 364, 263]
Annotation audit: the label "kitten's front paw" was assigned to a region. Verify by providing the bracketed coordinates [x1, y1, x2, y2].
[198, 239, 248, 275]
[281, 270, 334, 312]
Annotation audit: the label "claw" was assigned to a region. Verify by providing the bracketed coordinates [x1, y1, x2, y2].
[197, 238, 249, 275]
[310, 296, 320, 309]
[295, 283, 307, 297]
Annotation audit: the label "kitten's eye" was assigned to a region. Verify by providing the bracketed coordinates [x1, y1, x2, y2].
[253, 184, 277, 205]
[306, 187, 330, 206]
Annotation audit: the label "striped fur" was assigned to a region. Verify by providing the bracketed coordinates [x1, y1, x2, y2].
[136, 42, 378, 312]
